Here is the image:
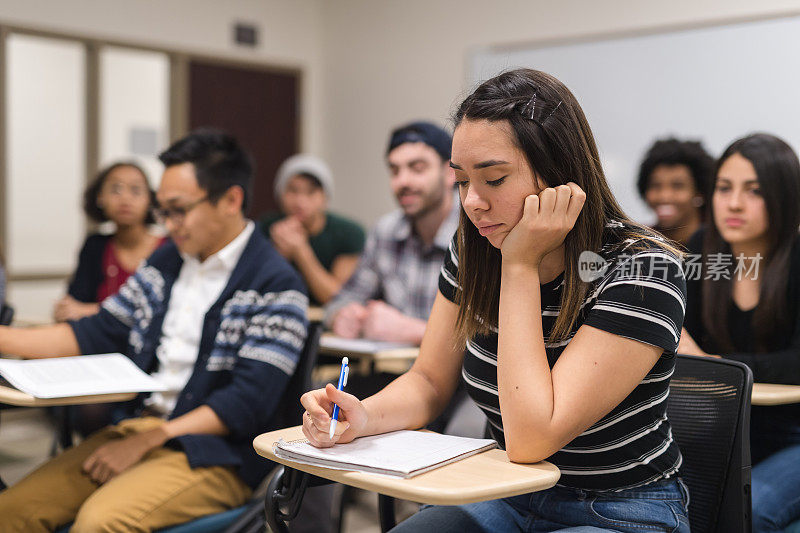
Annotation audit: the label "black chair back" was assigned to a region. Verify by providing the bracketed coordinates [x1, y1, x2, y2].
[0, 304, 14, 326]
[668, 354, 753, 533]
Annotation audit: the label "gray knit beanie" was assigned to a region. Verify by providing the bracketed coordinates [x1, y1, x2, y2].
[273, 154, 333, 201]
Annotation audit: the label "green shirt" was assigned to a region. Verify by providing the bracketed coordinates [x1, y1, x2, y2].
[258, 212, 366, 301]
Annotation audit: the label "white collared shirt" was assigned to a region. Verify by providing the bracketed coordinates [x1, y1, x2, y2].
[144, 221, 255, 415]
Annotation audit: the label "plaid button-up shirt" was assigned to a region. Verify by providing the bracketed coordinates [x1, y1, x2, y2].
[325, 196, 460, 325]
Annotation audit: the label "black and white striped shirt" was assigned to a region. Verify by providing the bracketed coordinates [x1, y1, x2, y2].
[439, 221, 686, 491]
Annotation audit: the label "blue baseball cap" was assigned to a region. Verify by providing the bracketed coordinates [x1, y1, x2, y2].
[386, 121, 452, 161]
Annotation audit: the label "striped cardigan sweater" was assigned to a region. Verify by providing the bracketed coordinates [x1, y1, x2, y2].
[69, 229, 308, 488]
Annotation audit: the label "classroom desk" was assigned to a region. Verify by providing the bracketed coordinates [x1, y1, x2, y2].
[0, 385, 136, 407]
[254, 425, 561, 506]
[318, 334, 419, 374]
[0, 382, 137, 451]
[751, 383, 800, 406]
[9, 318, 53, 328]
[306, 307, 325, 323]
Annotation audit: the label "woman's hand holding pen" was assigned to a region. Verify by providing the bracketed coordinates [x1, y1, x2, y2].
[501, 182, 586, 267]
[300, 384, 367, 448]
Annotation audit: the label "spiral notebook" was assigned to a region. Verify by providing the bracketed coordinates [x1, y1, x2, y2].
[273, 430, 497, 478]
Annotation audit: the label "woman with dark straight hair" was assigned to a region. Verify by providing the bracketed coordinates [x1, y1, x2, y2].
[680, 133, 800, 532]
[301, 69, 689, 532]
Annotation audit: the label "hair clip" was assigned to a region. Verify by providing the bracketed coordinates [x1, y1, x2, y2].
[545, 100, 563, 121]
[520, 92, 538, 120]
[519, 92, 562, 125]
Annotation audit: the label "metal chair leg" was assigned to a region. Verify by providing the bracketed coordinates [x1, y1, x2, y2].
[222, 498, 266, 532]
[265, 467, 311, 533]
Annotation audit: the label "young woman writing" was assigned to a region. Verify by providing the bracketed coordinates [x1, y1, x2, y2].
[302, 69, 689, 532]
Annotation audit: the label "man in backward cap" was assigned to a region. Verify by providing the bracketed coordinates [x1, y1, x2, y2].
[325, 121, 458, 344]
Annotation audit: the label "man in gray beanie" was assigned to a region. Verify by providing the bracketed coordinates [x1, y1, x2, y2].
[325, 121, 458, 344]
[259, 154, 365, 305]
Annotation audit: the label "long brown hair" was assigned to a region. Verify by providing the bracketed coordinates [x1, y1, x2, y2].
[452, 69, 681, 343]
[702, 133, 800, 351]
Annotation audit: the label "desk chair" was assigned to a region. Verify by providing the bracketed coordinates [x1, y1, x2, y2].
[668, 353, 753, 533]
[53, 321, 322, 533]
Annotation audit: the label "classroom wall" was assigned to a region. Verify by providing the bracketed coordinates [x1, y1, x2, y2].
[319, 0, 800, 227]
[4, 0, 800, 228]
[0, 0, 325, 154]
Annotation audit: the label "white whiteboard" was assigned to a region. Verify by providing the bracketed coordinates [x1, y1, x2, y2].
[471, 15, 800, 223]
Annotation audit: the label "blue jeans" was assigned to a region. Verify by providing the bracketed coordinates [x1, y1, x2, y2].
[390, 478, 690, 533]
[751, 443, 800, 533]
[750, 411, 800, 532]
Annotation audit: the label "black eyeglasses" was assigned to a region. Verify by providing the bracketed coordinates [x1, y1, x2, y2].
[152, 195, 208, 226]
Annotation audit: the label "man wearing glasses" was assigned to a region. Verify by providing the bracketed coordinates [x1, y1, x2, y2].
[0, 130, 309, 531]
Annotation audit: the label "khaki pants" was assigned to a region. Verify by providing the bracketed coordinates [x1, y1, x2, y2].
[0, 417, 251, 533]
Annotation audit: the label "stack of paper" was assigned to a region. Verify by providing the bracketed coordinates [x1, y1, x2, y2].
[273, 430, 497, 478]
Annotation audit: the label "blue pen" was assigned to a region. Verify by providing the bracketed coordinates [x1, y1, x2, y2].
[329, 356, 349, 439]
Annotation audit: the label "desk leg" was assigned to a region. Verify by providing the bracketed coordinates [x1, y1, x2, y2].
[59, 407, 74, 450]
[378, 494, 397, 532]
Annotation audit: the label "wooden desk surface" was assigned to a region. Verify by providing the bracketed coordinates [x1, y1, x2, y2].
[318, 334, 419, 362]
[307, 307, 325, 323]
[253, 426, 560, 506]
[752, 383, 800, 406]
[0, 385, 136, 407]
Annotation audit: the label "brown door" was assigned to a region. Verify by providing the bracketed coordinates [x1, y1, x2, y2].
[188, 60, 299, 217]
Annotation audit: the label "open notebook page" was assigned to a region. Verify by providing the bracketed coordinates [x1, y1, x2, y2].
[0, 353, 167, 398]
[273, 430, 497, 478]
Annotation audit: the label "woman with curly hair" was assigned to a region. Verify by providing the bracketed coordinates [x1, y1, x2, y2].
[54, 162, 165, 322]
[637, 137, 714, 246]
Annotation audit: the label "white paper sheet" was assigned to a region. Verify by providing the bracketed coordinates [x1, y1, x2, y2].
[273, 430, 497, 478]
[0, 353, 167, 398]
